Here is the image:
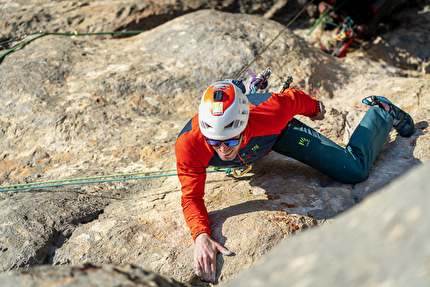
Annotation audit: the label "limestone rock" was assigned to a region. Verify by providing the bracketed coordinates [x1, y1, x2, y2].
[361, 4, 430, 74]
[0, 9, 349, 184]
[0, 3, 429, 287]
[51, 172, 327, 284]
[226, 162, 430, 287]
[343, 106, 367, 145]
[0, 263, 190, 287]
[0, 191, 110, 272]
[0, 0, 301, 43]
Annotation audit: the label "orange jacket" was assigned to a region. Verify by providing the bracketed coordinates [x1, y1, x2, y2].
[175, 88, 319, 241]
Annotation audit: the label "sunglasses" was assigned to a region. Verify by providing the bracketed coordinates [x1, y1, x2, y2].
[205, 134, 242, 147]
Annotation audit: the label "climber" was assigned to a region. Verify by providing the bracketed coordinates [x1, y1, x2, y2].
[175, 79, 414, 283]
[316, 0, 376, 26]
[309, 0, 385, 56]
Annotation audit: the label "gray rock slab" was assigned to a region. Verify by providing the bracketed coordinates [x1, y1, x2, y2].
[226, 162, 430, 287]
[0, 0, 310, 42]
[0, 191, 110, 272]
[0, 263, 190, 287]
[50, 174, 327, 285]
[0, 5, 429, 287]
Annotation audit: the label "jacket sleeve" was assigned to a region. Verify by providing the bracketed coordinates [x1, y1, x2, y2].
[278, 88, 320, 118]
[175, 125, 212, 242]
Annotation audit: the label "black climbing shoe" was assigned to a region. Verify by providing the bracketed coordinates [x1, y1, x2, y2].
[362, 95, 414, 137]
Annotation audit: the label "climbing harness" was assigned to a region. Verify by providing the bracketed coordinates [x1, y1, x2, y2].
[326, 16, 356, 56]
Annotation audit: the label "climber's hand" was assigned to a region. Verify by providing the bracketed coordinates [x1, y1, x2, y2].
[310, 101, 326, 121]
[194, 233, 232, 283]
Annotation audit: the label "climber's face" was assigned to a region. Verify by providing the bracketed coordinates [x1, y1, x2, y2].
[205, 133, 243, 161]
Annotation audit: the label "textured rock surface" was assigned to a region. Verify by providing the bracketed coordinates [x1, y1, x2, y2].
[0, 191, 109, 271]
[0, 263, 190, 287]
[50, 171, 326, 284]
[0, 1, 430, 287]
[226, 162, 430, 287]
[0, 0, 306, 42]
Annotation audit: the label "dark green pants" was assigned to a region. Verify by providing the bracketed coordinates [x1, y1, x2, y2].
[272, 106, 393, 183]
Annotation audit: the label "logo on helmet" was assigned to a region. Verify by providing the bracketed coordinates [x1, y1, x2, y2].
[213, 102, 224, 115]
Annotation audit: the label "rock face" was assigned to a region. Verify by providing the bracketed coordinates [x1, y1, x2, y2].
[0, 2, 430, 287]
[0, 0, 306, 42]
[226, 162, 430, 287]
[0, 191, 109, 271]
[0, 263, 190, 287]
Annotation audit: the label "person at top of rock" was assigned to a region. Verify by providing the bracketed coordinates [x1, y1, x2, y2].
[175, 79, 414, 283]
[315, 0, 376, 26]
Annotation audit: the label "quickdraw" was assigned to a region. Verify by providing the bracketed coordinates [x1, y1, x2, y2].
[248, 67, 271, 94]
[229, 165, 253, 178]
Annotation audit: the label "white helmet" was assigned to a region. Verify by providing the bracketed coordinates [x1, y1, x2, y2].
[198, 80, 249, 140]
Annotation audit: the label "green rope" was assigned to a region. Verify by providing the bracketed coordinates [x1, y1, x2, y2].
[0, 168, 177, 189]
[0, 32, 47, 61]
[0, 168, 228, 192]
[234, 0, 315, 80]
[0, 174, 177, 192]
[303, 7, 332, 39]
[47, 31, 145, 36]
[0, 30, 145, 61]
